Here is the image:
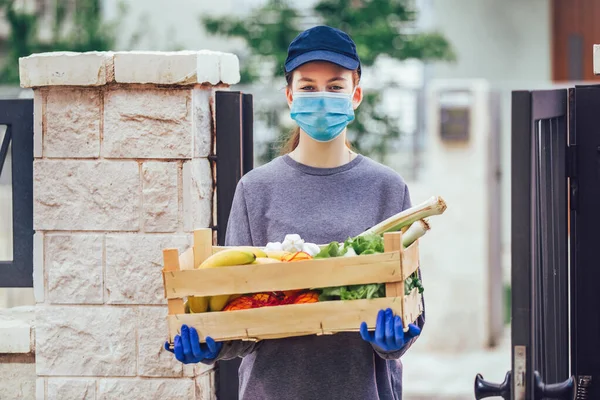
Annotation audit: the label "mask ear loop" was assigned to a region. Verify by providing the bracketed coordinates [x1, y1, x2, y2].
[349, 86, 359, 110]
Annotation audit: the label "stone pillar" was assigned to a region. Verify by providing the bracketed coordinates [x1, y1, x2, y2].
[20, 50, 240, 400]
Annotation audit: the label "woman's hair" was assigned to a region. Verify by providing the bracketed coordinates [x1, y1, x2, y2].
[280, 66, 361, 155]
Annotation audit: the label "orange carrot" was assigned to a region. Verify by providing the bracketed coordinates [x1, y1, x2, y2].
[282, 251, 312, 262]
[223, 296, 254, 311]
[293, 291, 320, 304]
[283, 290, 302, 297]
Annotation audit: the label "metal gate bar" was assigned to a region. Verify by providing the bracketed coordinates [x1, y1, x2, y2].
[214, 91, 254, 246]
[511, 90, 536, 400]
[214, 90, 254, 400]
[533, 114, 569, 387]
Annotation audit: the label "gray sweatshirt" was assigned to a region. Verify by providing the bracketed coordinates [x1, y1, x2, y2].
[205, 154, 425, 400]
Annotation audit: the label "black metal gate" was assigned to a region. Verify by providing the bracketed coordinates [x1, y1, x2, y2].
[0, 99, 34, 288]
[213, 90, 254, 400]
[568, 85, 600, 399]
[475, 85, 600, 399]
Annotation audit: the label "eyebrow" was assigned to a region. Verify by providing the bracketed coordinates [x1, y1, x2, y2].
[297, 76, 349, 83]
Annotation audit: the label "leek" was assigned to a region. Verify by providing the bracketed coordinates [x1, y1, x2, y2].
[359, 196, 447, 236]
[402, 219, 430, 248]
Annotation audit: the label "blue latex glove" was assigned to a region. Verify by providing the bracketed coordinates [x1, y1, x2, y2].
[360, 308, 421, 352]
[164, 324, 222, 364]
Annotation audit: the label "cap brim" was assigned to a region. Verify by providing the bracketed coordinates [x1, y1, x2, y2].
[285, 50, 360, 72]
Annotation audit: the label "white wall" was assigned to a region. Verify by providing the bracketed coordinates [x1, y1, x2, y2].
[397, 0, 554, 354]
[426, 0, 553, 282]
[431, 0, 551, 81]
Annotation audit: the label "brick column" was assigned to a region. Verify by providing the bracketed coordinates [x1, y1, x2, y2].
[19, 50, 240, 400]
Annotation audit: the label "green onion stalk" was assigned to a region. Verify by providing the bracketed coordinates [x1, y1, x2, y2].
[402, 218, 430, 248]
[359, 196, 447, 237]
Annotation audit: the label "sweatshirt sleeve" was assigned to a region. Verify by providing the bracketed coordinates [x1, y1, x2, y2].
[201, 340, 261, 365]
[203, 180, 262, 364]
[372, 183, 426, 360]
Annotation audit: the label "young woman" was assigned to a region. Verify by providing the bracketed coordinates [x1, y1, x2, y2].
[166, 25, 424, 399]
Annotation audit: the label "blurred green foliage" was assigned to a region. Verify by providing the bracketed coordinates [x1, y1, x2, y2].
[0, 0, 137, 84]
[202, 0, 455, 164]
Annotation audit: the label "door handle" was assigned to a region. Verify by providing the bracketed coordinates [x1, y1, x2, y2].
[474, 371, 511, 399]
[534, 371, 576, 400]
[474, 371, 576, 399]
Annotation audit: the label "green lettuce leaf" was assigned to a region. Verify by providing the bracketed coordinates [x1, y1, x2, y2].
[315, 241, 346, 259]
[315, 234, 388, 301]
[344, 233, 384, 255]
[318, 283, 385, 301]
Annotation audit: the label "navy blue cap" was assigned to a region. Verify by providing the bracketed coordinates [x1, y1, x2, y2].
[285, 25, 361, 73]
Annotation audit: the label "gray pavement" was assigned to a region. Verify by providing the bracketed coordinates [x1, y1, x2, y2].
[402, 326, 511, 399]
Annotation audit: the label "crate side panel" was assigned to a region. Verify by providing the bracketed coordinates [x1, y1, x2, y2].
[164, 252, 402, 298]
[167, 297, 404, 343]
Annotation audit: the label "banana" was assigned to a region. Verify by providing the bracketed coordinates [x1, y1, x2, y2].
[209, 293, 243, 312]
[187, 296, 208, 313]
[264, 250, 292, 261]
[198, 249, 256, 269]
[198, 249, 257, 311]
[252, 257, 281, 264]
[209, 294, 230, 312]
[238, 246, 268, 258]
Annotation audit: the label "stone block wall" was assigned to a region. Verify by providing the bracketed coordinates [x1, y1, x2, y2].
[0, 306, 36, 399]
[20, 50, 240, 400]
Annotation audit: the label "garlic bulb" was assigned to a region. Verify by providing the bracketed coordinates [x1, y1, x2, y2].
[281, 234, 305, 253]
[265, 241, 283, 251]
[302, 242, 321, 257]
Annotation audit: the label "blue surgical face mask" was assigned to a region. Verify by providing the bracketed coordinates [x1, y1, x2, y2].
[290, 91, 355, 142]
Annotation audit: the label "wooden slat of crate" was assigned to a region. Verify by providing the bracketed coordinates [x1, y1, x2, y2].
[402, 287, 423, 330]
[163, 251, 403, 299]
[194, 229, 212, 266]
[179, 247, 195, 270]
[167, 297, 404, 343]
[384, 232, 403, 298]
[401, 240, 420, 280]
[211, 240, 420, 278]
[163, 248, 185, 315]
[384, 240, 419, 298]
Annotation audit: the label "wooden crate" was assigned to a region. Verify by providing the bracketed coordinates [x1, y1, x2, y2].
[162, 229, 423, 345]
